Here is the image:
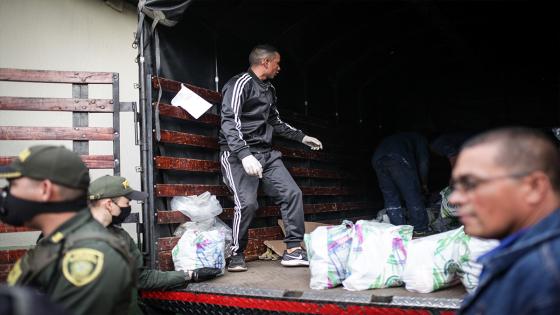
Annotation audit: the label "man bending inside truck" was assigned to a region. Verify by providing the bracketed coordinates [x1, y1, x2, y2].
[219, 44, 323, 271]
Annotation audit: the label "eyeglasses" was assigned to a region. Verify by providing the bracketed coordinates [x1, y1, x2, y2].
[450, 172, 531, 193]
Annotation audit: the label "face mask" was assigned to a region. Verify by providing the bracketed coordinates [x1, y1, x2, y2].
[111, 206, 131, 225]
[0, 188, 87, 227]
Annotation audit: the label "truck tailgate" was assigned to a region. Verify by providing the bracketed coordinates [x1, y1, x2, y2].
[141, 260, 465, 314]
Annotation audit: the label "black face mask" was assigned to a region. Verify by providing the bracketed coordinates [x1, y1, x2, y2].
[0, 188, 87, 227]
[111, 206, 131, 225]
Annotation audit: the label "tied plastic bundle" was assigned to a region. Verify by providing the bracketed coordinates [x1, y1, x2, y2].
[171, 192, 233, 259]
[172, 229, 225, 274]
[304, 221, 353, 290]
[458, 237, 498, 293]
[402, 227, 469, 293]
[440, 186, 459, 218]
[343, 221, 413, 290]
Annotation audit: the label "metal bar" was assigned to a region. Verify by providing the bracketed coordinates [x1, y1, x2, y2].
[137, 20, 154, 267]
[0, 126, 114, 141]
[0, 68, 114, 84]
[72, 84, 89, 155]
[112, 73, 121, 175]
[0, 155, 114, 168]
[0, 97, 113, 112]
[120, 101, 135, 112]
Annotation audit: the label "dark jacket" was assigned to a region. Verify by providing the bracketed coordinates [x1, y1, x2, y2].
[218, 69, 305, 159]
[7, 210, 133, 315]
[372, 132, 430, 185]
[458, 208, 560, 315]
[108, 225, 186, 290]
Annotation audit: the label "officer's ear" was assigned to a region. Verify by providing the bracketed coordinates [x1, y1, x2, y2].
[100, 198, 114, 213]
[37, 179, 54, 202]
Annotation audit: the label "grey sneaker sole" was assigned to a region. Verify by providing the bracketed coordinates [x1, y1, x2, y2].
[227, 265, 248, 272]
[281, 259, 309, 267]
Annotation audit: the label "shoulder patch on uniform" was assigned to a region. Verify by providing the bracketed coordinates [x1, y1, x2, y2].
[7, 259, 22, 285]
[62, 248, 104, 287]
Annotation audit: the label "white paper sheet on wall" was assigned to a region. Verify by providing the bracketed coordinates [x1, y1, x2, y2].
[170, 84, 213, 119]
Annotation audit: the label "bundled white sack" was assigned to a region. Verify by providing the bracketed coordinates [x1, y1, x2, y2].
[402, 227, 469, 293]
[458, 236, 499, 293]
[174, 217, 233, 259]
[171, 191, 223, 223]
[171, 228, 226, 274]
[304, 221, 353, 289]
[343, 221, 413, 291]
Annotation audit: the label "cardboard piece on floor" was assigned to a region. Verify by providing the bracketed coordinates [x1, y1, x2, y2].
[264, 220, 331, 257]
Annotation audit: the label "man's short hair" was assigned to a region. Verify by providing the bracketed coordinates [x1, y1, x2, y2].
[249, 44, 278, 66]
[462, 127, 560, 192]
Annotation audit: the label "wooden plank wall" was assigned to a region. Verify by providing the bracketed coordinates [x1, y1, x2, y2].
[0, 68, 125, 282]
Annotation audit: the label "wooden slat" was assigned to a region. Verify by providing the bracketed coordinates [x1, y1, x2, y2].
[152, 76, 222, 104]
[159, 130, 218, 149]
[157, 226, 282, 252]
[0, 249, 28, 264]
[0, 263, 13, 282]
[158, 130, 335, 162]
[154, 156, 350, 179]
[0, 155, 114, 169]
[155, 184, 362, 197]
[0, 127, 114, 141]
[157, 202, 374, 224]
[277, 146, 330, 161]
[154, 156, 221, 173]
[0, 97, 113, 112]
[0, 222, 35, 233]
[288, 166, 349, 179]
[156, 184, 230, 197]
[0, 68, 114, 84]
[158, 103, 220, 126]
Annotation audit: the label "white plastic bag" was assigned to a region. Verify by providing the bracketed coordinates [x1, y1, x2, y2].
[402, 227, 469, 293]
[174, 217, 233, 259]
[343, 221, 413, 290]
[171, 191, 222, 222]
[458, 237, 498, 293]
[304, 220, 353, 290]
[171, 228, 225, 274]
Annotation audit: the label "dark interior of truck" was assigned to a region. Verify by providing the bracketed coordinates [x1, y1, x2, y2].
[138, 0, 560, 266]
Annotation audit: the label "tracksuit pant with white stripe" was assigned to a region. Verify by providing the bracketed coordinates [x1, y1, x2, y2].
[220, 149, 305, 255]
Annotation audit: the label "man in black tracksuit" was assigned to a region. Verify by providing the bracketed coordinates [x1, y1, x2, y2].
[219, 44, 323, 271]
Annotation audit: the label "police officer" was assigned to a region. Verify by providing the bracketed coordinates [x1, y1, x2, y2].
[88, 175, 221, 292]
[0, 145, 134, 315]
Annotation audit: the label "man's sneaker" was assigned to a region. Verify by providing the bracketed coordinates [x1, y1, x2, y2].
[281, 248, 309, 267]
[228, 254, 247, 272]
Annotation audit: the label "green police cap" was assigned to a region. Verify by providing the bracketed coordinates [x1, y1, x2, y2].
[88, 175, 147, 201]
[0, 145, 90, 189]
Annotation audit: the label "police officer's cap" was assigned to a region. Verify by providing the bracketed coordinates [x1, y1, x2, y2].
[0, 145, 89, 189]
[88, 175, 147, 201]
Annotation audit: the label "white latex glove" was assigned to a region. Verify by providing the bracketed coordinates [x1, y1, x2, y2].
[302, 135, 323, 150]
[241, 155, 263, 178]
